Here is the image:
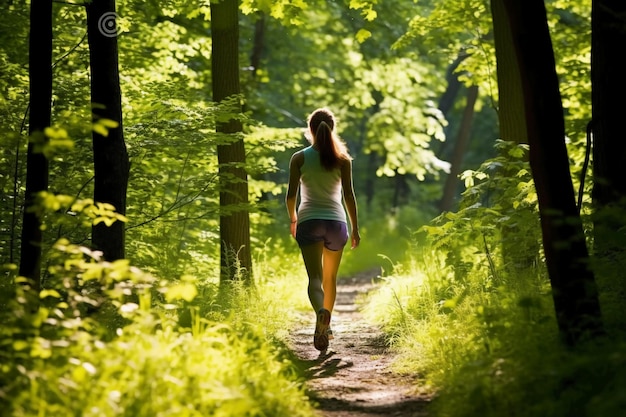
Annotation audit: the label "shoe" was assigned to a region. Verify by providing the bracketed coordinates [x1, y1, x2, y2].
[314, 308, 331, 351]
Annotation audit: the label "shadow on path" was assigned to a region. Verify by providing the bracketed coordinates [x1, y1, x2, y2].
[288, 269, 432, 417]
[312, 396, 429, 417]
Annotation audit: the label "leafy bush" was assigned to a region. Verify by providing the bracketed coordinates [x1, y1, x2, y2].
[0, 239, 315, 417]
[363, 141, 626, 416]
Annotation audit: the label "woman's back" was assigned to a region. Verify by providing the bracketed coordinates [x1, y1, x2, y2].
[298, 146, 346, 224]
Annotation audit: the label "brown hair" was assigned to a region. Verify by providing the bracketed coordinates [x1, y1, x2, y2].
[307, 108, 351, 170]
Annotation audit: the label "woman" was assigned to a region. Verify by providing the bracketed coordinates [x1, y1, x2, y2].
[285, 108, 360, 352]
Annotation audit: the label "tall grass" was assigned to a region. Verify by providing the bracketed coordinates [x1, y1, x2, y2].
[363, 143, 626, 417]
[0, 239, 316, 417]
[365, 247, 626, 417]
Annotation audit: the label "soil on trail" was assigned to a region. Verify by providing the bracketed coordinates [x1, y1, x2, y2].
[288, 269, 432, 417]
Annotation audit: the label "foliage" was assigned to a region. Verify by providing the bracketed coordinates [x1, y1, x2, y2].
[423, 140, 541, 273]
[359, 58, 449, 180]
[248, 0, 454, 212]
[1, 0, 616, 414]
[0, 237, 315, 417]
[337, 205, 432, 277]
[363, 139, 626, 416]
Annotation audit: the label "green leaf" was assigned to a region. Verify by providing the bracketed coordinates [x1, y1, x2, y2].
[44, 126, 69, 139]
[12, 340, 29, 351]
[92, 123, 110, 137]
[98, 118, 120, 129]
[40, 289, 61, 299]
[355, 29, 372, 43]
[165, 283, 198, 302]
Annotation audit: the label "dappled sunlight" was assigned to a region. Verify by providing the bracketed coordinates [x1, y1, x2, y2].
[287, 269, 432, 415]
[2, 0, 624, 416]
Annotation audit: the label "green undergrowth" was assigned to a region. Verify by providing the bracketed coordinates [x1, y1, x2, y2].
[362, 142, 626, 417]
[0, 240, 315, 417]
[364, 250, 626, 417]
[339, 206, 430, 278]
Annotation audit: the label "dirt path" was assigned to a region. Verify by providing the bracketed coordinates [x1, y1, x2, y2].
[288, 270, 432, 417]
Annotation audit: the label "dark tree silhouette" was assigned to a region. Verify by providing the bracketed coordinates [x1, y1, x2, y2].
[19, 0, 52, 292]
[490, 0, 539, 271]
[590, 0, 626, 331]
[211, 0, 253, 283]
[86, 0, 129, 261]
[439, 85, 478, 212]
[500, 0, 604, 345]
[591, 0, 626, 210]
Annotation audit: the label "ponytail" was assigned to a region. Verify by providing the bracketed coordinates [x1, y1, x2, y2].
[307, 108, 351, 171]
[316, 121, 337, 170]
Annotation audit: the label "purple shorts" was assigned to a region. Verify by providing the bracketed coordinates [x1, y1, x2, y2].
[296, 219, 348, 251]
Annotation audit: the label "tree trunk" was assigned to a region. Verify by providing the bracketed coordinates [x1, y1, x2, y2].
[502, 0, 603, 346]
[491, 0, 528, 145]
[590, 0, 626, 331]
[439, 85, 478, 212]
[211, 0, 253, 284]
[491, 0, 539, 271]
[591, 0, 626, 208]
[19, 0, 52, 292]
[436, 51, 469, 158]
[392, 172, 409, 208]
[364, 152, 377, 209]
[437, 52, 468, 117]
[249, 12, 265, 80]
[86, 0, 129, 261]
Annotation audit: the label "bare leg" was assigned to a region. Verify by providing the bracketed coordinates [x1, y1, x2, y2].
[321, 247, 344, 313]
[300, 241, 325, 312]
[302, 243, 344, 351]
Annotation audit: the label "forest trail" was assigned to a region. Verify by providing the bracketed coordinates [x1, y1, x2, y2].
[288, 269, 432, 417]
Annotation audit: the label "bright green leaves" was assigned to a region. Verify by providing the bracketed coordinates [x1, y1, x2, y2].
[163, 275, 198, 302]
[91, 202, 128, 227]
[460, 169, 487, 189]
[183, 1, 211, 20]
[359, 58, 448, 181]
[241, 0, 308, 25]
[92, 118, 119, 137]
[423, 140, 540, 275]
[349, 0, 378, 21]
[28, 192, 128, 230]
[355, 28, 372, 43]
[39, 289, 62, 299]
[29, 127, 74, 159]
[70, 360, 98, 384]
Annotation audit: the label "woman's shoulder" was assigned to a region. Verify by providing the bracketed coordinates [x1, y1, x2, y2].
[293, 146, 314, 158]
[340, 156, 352, 167]
[292, 148, 307, 157]
[290, 149, 306, 166]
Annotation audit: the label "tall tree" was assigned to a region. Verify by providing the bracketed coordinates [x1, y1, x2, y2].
[19, 0, 52, 292]
[435, 51, 470, 162]
[591, 2, 626, 239]
[86, 0, 129, 261]
[490, 0, 527, 146]
[491, 0, 539, 271]
[439, 85, 478, 212]
[499, 0, 603, 346]
[590, 0, 626, 330]
[211, 0, 253, 283]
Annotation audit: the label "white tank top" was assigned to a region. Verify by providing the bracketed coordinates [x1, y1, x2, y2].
[297, 146, 347, 224]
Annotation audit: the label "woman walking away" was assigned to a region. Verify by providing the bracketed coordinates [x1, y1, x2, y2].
[285, 107, 360, 352]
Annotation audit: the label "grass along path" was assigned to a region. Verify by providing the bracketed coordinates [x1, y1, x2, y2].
[288, 269, 432, 417]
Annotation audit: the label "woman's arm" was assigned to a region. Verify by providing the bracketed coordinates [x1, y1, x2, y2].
[341, 159, 360, 249]
[286, 151, 303, 238]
